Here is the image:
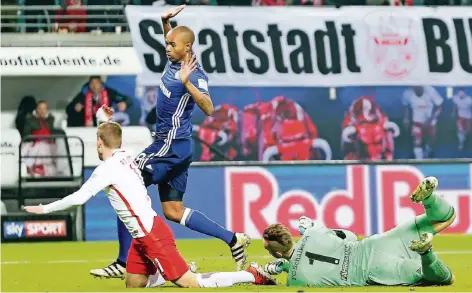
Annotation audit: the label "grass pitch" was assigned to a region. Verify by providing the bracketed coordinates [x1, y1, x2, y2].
[2, 236, 472, 292]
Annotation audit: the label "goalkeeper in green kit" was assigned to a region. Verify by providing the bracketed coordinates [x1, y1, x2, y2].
[262, 177, 456, 287]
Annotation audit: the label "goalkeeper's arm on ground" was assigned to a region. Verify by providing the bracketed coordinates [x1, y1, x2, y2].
[298, 216, 358, 241]
[331, 229, 358, 241]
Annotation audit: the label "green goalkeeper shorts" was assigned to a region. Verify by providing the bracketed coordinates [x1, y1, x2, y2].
[359, 215, 433, 286]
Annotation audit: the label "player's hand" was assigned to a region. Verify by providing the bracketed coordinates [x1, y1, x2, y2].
[22, 204, 46, 214]
[103, 105, 114, 117]
[264, 259, 288, 275]
[161, 5, 186, 21]
[96, 105, 114, 123]
[180, 54, 197, 85]
[298, 216, 314, 235]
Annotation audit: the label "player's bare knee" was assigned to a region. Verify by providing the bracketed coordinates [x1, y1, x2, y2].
[162, 203, 184, 222]
[125, 274, 148, 288]
[125, 278, 147, 288]
[163, 208, 184, 222]
[173, 270, 199, 288]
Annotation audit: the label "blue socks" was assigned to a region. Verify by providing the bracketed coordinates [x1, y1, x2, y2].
[182, 208, 236, 246]
[117, 216, 132, 265]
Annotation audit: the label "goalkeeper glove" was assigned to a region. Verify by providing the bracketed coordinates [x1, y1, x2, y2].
[264, 259, 289, 275]
[298, 216, 314, 235]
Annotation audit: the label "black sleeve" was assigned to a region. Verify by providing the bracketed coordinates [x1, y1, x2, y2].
[332, 230, 347, 240]
[146, 106, 157, 125]
[66, 92, 84, 115]
[22, 114, 34, 137]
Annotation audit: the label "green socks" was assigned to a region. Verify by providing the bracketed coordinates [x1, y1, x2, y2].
[421, 251, 453, 285]
[416, 193, 454, 285]
[422, 193, 455, 223]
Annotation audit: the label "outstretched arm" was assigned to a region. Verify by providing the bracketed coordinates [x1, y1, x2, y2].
[23, 165, 111, 214]
[331, 229, 358, 241]
[298, 216, 358, 241]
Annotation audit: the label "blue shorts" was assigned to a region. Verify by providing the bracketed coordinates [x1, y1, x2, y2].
[135, 138, 193, 197]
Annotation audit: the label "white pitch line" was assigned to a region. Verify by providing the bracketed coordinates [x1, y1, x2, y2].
[1, 259, 114, 265]
[2, 251, 472, 265]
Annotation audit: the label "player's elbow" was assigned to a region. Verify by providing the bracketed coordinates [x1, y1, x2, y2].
[203, 105, 214, 116]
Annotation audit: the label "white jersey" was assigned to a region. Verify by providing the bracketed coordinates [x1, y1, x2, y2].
[44, 149, 156, 238]
[453, 95, 472, 119]
[402, 86, 444, 123]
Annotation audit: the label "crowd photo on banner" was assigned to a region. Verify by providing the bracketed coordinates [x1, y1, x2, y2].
[89, 80, 472, 162]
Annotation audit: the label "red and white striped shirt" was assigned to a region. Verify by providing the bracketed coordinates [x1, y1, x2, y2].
[44, 149, 156, 238]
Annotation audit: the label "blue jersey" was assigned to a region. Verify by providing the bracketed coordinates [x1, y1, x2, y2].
[154, 60, 210, 142]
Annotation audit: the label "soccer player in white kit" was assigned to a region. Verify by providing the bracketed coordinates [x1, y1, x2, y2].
[402, 86, 444, 159]
[23, 107, 276, 288]
[452, 88, 472, 151]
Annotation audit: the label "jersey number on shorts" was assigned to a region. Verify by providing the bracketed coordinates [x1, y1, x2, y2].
[305, 251, 340, 265]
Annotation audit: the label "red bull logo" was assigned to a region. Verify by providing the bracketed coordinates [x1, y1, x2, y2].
[364, 11, 419, 78]
[225, 164, 472, 238]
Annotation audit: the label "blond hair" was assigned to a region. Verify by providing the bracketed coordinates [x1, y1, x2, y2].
[263, 224, 294, 253]
[97, 122, 122, 149]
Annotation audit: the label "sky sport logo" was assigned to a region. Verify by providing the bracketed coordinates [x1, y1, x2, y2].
[25, 220, 67, 237]
[3, 221, 25, 238]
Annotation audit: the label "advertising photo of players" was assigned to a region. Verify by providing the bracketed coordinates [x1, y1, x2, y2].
[190, 85, 472, 162]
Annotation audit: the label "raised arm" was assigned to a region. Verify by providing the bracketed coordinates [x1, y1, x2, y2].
[161, 5, 186, 38]
[180, 55, 214, 116]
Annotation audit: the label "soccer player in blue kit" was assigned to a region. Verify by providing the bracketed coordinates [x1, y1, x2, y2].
[90, 5, 250, 279]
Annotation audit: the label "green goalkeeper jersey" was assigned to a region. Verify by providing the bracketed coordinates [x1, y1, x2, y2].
[287, 224, 368, 287]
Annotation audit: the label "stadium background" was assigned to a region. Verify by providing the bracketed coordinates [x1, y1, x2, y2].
[1, 2, 472, 291]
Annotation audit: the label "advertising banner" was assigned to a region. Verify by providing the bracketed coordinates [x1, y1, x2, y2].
[126, 6, 472, 87]
[1, 214, 73, 243]
[0, 47, 141, 76]
[0, 129, 21, 188]
[84, 162, 472, 241]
